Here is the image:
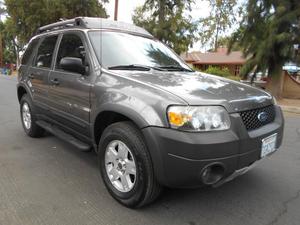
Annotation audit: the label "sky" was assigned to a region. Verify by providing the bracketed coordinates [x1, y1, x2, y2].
[104, 0, 210, 24]
[104, 0, 211, 52]
[0, 0, 217, 52]
[104, 0, 146, 23]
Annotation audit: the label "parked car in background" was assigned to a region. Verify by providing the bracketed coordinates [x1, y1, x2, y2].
[283, 62, 300, 75]
[17, 17, 284, 208]
[240, 72, 268, 89]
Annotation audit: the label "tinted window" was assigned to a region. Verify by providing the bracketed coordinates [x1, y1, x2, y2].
[56, 34, 86, 70]
[88, 31, 190, 70]
[21, 38, 39, 65]
[34, 35, 58, 68]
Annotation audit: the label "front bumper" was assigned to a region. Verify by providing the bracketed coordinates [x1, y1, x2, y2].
[142, 105, 284, 188]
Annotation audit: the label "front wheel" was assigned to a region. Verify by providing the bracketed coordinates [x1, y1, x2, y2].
[98, 121, 162, 208]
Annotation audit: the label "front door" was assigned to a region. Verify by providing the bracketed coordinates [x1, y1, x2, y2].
[48, 32, 92, 136]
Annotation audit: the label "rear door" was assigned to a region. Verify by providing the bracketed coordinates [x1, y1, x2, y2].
[48, 31, 92, 136]
[27, 35, 58, 111]
[19, 38, 40, 79]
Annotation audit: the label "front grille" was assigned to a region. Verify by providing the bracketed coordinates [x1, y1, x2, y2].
[239, 105, 276, 131]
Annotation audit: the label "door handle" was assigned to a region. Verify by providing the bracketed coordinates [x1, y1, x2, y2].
[28, 74, 35, 79]
[50, 78, 60, 86]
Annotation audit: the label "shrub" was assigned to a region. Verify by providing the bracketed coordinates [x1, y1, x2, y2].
[226, 76, 241, 81]
[204, 66, 232, 77]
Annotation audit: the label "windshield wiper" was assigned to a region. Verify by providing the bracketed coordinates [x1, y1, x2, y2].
[108, 64, 193, 72]
[108, 64, 163, 71]
[158, 65, 194, 72]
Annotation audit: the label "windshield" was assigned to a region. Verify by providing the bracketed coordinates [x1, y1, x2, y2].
[88, 31, 192, 71]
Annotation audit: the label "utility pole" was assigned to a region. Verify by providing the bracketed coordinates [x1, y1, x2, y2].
[114, 0, 119, 21]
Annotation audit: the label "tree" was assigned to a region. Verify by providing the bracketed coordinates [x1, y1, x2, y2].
[199, 0, 241, 51]
[206, 35, 242, 52]
[0, 0, 5, 15]
[0, 18, 23, 66]
[2, 0, 108, 66]
[296, 45, 300, 64]
[229, 0, 300, 98]
[132, 0, 198, 54]
[0, 0, 6, 66]
[4, 0, 108, 44]
[0, 6, 5, 18]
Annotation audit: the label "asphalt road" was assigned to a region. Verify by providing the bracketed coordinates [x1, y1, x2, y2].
[0, 75, 300, 225]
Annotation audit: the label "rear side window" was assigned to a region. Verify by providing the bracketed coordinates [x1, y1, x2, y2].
[34, 35, 58, 68]
[55, 33, 86, 70]
[21, 38, 39, 65]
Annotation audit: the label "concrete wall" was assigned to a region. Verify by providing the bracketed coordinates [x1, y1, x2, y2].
[282, 72, 300, 99]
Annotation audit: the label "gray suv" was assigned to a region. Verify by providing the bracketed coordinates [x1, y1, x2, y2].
[17, 17, 284, 208]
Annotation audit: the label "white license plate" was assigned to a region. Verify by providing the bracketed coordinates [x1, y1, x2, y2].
[261, 133, 277, 158]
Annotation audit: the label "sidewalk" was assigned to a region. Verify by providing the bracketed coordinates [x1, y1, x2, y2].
[278, 98, 300, 114]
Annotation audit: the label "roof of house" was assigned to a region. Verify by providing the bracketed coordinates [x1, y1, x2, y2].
[181, 48, 246, 65]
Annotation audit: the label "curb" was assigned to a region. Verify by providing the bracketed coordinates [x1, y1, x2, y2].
[280, 105, 300, 114]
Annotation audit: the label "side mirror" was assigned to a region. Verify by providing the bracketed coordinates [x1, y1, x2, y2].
[59, 57, 86, 75]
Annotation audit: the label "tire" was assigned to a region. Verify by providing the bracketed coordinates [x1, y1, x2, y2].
[98, 121, 162, 208]
[20, 94, 45, 138]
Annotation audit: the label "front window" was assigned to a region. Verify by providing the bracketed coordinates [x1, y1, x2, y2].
[88, 31, 192, 71]
[55, 33, 86, 70]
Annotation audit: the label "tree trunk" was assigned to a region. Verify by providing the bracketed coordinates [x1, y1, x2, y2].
[266, 64, 284, 99]
[214, 25, 219, 52]
[158, 0, 165, 22]
[12, 38, 20, 68]
[16, 52, 20, 69]
[214, 8, 221, 52]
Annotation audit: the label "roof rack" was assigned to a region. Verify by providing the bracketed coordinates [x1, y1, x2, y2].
[37, 18, 85, 34]
[36, 17, 152, 37]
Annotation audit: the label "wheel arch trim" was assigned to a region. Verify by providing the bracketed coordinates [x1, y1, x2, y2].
[17, 83, 32, 102]
[91, 104, 153, 148]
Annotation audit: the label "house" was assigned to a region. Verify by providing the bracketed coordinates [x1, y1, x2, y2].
[181, 48, 246, 76]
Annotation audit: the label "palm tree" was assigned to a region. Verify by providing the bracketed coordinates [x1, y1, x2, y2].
[229, 0, 300, 98]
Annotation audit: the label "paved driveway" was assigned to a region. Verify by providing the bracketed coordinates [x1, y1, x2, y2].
[0, 75, 300, 225]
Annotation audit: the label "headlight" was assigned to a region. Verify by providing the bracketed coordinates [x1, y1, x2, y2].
[167, 106, 231, 132]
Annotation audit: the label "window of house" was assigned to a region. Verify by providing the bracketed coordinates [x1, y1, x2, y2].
[235, 65, 240, 76]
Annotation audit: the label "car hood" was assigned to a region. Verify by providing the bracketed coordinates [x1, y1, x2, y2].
[118, 70, 273, 113]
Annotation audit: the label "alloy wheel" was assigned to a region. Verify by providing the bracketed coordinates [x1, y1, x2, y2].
[105, 140, 137, 192]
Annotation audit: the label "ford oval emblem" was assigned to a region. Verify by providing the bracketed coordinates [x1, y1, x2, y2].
[258, 112, 268, 122]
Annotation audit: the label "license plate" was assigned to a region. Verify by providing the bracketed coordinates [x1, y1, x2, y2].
[261, 133, 277, 158]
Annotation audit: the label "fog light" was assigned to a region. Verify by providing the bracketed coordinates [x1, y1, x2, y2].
[201, 164, 225, 185]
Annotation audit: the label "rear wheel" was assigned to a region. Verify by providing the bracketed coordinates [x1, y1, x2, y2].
[98, 121, 162, 208]
[20, 94, 45, 137]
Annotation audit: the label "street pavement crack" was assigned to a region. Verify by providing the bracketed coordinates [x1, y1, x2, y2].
[267, 188, 300, 225]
